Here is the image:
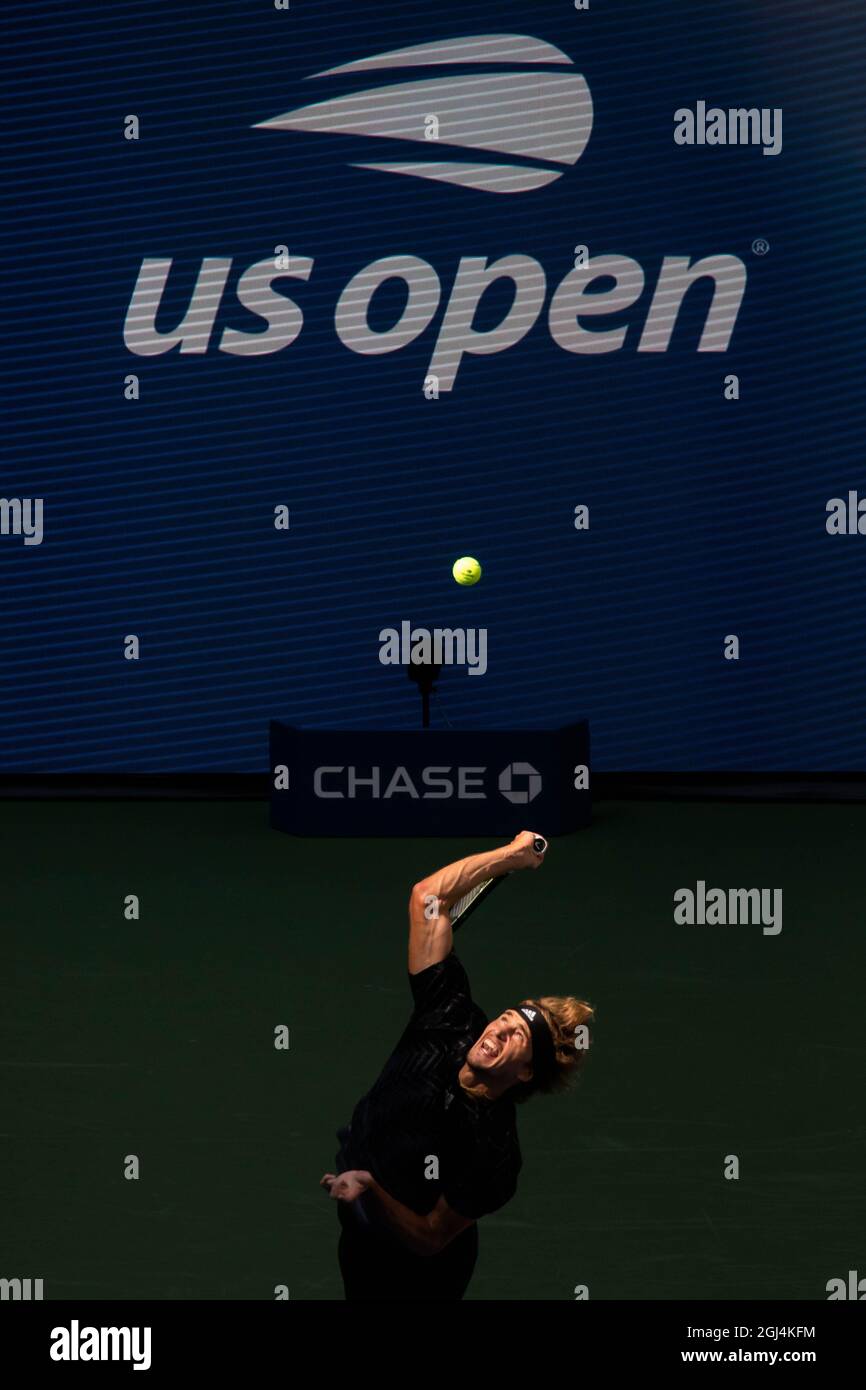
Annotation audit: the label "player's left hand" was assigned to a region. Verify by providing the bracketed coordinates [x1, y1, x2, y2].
[320, 1170, 373, 1202]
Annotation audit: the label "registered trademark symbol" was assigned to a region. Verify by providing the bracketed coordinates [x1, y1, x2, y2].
[752, 237, 770, 256]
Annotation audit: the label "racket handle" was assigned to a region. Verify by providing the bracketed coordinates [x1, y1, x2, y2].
[532, 835, 548, 855]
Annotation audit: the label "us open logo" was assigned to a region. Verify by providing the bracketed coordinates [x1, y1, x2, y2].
[124, 31, 747, 383]
[254, 33, 593, 195]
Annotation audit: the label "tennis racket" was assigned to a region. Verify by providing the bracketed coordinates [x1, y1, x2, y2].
[449, 835, 547, 933]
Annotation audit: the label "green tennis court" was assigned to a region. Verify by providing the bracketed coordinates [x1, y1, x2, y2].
[4, 797, 863, 1300]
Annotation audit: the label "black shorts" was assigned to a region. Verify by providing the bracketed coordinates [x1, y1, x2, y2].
[336, 1200, 479, 1302]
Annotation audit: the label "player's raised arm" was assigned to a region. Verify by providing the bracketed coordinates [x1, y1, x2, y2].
[408, 830, 545, 974]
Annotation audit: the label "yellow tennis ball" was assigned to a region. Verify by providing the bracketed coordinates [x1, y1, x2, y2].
[452, 556, 482, 586]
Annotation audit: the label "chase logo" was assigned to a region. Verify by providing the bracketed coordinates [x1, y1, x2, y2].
[498, 762, 543, 804]
[254, 33, 593, 194]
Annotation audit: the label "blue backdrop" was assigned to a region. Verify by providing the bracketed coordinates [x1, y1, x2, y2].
[3, 0, 864, 770]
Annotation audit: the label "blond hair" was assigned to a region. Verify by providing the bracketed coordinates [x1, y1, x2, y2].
[514, 994, 595, 1102]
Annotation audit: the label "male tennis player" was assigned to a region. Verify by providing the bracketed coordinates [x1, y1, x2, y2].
[320, 830, 594, 1301]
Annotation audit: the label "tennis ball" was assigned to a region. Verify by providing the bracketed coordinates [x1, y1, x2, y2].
[452, 556, 482, 587]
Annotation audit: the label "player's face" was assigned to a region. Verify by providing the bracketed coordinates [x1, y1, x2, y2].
[466, 1009, 533, 1083]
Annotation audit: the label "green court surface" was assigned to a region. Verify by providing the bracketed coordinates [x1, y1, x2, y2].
[4, 798, 864, 1301]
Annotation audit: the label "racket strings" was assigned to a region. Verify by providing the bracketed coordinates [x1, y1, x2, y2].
[449, 878, 494, 923]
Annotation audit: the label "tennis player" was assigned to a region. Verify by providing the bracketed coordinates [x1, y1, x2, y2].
[320, 830, 594, 1301]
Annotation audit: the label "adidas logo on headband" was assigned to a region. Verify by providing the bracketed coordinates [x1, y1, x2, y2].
[515, 1003, 557, 1083]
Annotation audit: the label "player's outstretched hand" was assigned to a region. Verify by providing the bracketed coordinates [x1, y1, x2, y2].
[320, 1170, 372, 1203]
[510, 830, 547, 870]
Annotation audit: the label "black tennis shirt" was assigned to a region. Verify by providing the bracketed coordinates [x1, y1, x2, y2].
[338, 951, 522, 1224]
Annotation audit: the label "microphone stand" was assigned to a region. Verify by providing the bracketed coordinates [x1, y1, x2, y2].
[407, 659, 442, 729]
